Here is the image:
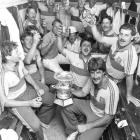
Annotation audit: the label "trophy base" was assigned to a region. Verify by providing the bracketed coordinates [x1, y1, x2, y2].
[54, 98, 73, 106]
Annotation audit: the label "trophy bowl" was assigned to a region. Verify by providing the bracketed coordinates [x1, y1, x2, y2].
[53, 71, 73, 100]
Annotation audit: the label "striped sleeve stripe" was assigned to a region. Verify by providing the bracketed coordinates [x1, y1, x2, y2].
[126, 47, 133, 74]
[108, 81, 115, 114]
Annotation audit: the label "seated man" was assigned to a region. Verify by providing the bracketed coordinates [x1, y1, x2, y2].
[61, 57, 119, 140]
[58, 35, 93, 90]
[39, 19, 69, 73]
[1, 41, 56, 140]
[23, 6, 44, 35]
[21, 27, 57, 85]
[64, 26, 81, 53]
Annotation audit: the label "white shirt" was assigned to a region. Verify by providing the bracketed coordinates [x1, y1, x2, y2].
[64, 38, 81, 53]
[106, 37, 138, 80]
[82, 78, 119, 117]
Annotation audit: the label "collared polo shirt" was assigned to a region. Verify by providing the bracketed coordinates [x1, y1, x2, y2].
[106, 37, 138, 81]
[3, 61, 27, 99]
[63, 49, 90, 87]
[82, 77, 119, 117]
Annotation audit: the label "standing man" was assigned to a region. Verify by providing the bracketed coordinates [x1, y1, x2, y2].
[91, 22, 139, 106]
[39, 19, 68, 73]
[61, 57, 119, 140]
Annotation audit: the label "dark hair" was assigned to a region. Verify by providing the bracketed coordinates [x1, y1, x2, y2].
[52, 19, 62, 27]
[88, 57, 106, 72]
[1, 41, 18, 63]
[80, 36, 94, 47]
[101, 15, 113, 24]
[25, 6, 37, 19]
[119, 23, 136, 36]
[20, 31, 33, 42]
[24, 25, 39, 33]
[26, 6, 37, 14]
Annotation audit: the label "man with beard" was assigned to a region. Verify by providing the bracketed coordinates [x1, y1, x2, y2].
[91, 23, 139, 107]
[96, 15, 117, 54]
[61, 57, 119, 140]
[64, 26, 81, 53]
[58, 34, 92, 91]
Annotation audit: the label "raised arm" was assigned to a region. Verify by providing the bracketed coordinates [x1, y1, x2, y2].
[91, 24, 115, 45]
[36, 51, 45, 84]
[40, 34, 56, 56]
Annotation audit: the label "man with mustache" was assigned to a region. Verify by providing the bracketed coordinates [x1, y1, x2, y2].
[61, 57, 119, 140]
[91, 23, 139, 107]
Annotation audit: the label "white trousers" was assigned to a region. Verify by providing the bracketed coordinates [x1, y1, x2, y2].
[42, 54, 69, 73]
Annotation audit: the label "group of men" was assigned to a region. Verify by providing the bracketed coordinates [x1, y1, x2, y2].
[0, 0, 140, 140]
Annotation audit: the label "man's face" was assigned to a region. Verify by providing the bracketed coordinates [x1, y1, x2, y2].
[27, 9, 36, 21]
[7, 47, 21, 63]
[101, 18, 112, 33]
[118, 29, 133, 48]
[23, 35, 33, 49]
[81, 41, 92, 56]
[52, 22, 62, 35]
[90, 70, 104, 85]
[69, 33, 77, 44]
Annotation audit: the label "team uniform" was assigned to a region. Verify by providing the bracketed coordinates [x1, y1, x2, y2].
[61, 77, 119, 140]
[106, 37, 138, 82]
[3, 61, 55, 135]
[63, 49, 90, 88]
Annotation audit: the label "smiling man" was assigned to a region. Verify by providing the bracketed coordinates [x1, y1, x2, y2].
[61, 57, 119, 140]
[97, 15, 117, 54]
[58, 35, 93, 91]
[91, 23, 138, 106]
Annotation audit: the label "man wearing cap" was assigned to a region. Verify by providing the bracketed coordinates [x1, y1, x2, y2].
[64, 26, 81, 53]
